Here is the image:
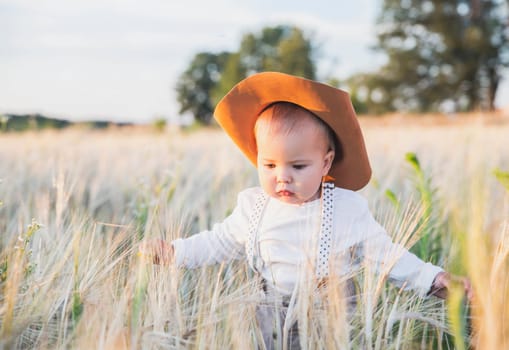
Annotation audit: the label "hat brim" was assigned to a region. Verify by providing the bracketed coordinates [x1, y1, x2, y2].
[213, 72, 371, 190]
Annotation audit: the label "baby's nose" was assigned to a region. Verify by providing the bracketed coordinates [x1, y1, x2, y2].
[277, 169, 291, 183]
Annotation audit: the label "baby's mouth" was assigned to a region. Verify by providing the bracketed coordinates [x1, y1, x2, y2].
[277, 190, 294, 197]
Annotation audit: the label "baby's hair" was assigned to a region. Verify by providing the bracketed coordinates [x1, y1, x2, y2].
[255, 102, 343, 163]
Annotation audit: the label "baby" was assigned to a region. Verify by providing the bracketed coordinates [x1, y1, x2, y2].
[141, 72, 472, 349]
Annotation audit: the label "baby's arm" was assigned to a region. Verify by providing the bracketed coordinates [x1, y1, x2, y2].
[428, 271, 473, 300]
[351, 197, 472, 298]
[358, 216, 473, 299]
[138, 188, 256, 268]
[138, 238, 174, 265]
[138, 222, 245, 268]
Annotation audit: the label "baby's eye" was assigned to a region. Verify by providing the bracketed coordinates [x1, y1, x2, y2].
[293, 164, 306, 170]
[264, 163, 275, 169]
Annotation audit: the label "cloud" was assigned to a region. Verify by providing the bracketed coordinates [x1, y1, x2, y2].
[0, 0, 380, 122]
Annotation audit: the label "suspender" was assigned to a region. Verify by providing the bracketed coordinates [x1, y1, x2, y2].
[316, 181, 335, 278]
[246, 181, 335, 277]
[246, 190, 269, 272]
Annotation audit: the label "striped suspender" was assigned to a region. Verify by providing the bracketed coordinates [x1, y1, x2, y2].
[246, 190, 269, 273]
[316, 181, 335, 278]
[246, 182, 335, 277]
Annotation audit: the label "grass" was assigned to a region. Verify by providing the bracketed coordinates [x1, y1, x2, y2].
[0, 117, 508, 349]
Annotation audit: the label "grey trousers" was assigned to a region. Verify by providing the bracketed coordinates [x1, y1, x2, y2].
[255, 300, 300, 350]
[254, 278, 357, 349]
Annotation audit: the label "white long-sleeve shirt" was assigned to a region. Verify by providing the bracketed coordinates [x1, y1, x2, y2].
[172, 187, 443, 296]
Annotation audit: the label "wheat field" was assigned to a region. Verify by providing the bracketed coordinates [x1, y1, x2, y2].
[0, 115, 508, 349]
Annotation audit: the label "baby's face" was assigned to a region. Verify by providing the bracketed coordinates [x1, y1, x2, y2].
[255, 118, 334, 205]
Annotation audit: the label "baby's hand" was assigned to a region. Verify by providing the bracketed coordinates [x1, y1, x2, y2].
[429, 271, 473, 301]
[138, 238, 174, 265]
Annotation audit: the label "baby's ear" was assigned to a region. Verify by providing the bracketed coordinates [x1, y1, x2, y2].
[323, 150, 335, 174]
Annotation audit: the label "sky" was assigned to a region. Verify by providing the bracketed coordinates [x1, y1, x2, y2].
[1, 0, 508, 124]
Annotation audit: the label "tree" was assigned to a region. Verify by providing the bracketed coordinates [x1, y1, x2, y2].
[352, 0, 508, 114]
[175, 52, 231, 125]
[212, 26, 316, 103]
[276, 27, 316, 78]
[175, 26, 317, 125]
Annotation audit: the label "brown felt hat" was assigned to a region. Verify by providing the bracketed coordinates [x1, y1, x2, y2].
[214, 71, 371, 190]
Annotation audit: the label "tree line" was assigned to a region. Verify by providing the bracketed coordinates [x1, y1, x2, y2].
[0, 114, 133, 132]
[176, 0, 508, 125]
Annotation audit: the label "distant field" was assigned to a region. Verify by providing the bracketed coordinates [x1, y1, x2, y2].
[0, 115, 507, 349]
